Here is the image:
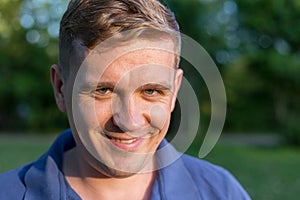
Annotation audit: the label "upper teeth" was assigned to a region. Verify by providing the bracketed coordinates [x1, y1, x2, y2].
[111, 138, 137, 144]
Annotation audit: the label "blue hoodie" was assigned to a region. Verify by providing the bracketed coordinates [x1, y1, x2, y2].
[0, 129, 251, 200]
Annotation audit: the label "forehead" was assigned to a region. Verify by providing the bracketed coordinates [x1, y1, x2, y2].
[79, 39, 177, 84]
[105, 48, 175, 72]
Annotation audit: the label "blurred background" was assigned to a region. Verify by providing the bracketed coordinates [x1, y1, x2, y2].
[0, 0, 299, 199]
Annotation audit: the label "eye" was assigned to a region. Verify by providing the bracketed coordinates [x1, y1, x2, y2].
[144, 89, 157, 95]
[96, 87, 112, 95]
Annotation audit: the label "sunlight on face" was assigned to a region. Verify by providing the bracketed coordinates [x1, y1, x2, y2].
[69, 38, 183, 177]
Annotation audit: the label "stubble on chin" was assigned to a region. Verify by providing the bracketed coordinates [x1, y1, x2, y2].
[96, 148, 157, 178]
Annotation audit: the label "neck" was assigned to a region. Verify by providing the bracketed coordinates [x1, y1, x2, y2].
[63, 147, 157, 200]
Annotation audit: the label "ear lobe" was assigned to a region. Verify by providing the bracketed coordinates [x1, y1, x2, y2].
[50, 64, 66, 112]
[171, 68, 183, 112]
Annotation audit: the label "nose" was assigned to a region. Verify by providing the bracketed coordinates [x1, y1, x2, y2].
[112, 95, 148, 133]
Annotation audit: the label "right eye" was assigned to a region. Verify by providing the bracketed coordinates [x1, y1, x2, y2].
[95, 87, 112, 96]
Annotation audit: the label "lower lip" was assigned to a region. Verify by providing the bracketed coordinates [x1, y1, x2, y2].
[108, 137, 144, 151]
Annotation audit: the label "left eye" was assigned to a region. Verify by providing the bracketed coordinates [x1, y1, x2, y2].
[96, 88, 111, 95]
[144, 89, 157, 95]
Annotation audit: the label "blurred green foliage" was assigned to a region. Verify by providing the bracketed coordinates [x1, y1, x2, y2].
[0, 0, 68, 132]
[0, 0, 299, 144]
[168, 0, 300, 145]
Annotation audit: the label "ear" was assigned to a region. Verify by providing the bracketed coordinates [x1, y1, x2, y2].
[50, 64, 66, 112]
[171, 68, 183, 112]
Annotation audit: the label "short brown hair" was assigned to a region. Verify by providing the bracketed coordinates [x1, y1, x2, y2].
[59, 0, 180, 77]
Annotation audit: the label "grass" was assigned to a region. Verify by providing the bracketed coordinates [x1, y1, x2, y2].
[1, 134, 300, 199]
[0, 134, 56, 172]
[195, 143, 300, 200]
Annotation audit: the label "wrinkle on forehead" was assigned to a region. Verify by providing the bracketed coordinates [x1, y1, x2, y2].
[74, 39, 177, 91]
[109, 64, 176, 93]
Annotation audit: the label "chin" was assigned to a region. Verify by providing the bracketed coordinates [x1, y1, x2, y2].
[92, 160, 146, 178]
[87, 150, 154, 178]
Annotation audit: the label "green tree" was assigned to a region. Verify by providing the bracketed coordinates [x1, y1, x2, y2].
[224, 0, 300, 144]
[168, 0, 300, 144]
[0, 0, 68, 132]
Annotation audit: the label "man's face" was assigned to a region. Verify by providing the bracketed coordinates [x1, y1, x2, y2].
[62, 39, 182, 177]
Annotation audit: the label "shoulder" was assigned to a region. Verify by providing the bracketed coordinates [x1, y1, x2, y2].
[0, 129, 75, 199]
[181, 154, 232, 179]
[180, 154, 251, 199]
[0, 164, 30, 199]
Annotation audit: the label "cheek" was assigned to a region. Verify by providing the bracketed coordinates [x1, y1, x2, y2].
[149, 104, 170, 130]
[75, 97, 107, 129]
[95, 101, 112, 122]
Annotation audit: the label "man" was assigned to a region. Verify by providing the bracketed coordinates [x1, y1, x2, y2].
[0, 0, 251, 199]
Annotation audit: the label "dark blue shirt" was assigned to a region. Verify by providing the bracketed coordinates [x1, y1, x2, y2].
[0, 129, 251, 199]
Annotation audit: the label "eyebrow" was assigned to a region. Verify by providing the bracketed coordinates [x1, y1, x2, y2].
[139, 83, 172, 91]
[78, 81, 115, 92]
[96, 82, 115, 88]
[92, 81, 173, 92]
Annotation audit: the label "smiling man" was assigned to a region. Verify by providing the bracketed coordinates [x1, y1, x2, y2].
[62, 35, 183, 181]
[0, 0, 250, 199]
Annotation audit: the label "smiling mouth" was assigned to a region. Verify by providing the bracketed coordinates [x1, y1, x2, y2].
[105, 134, 139, 144]
[102, 133, 145, 151]
[110, 136, 138, 144]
